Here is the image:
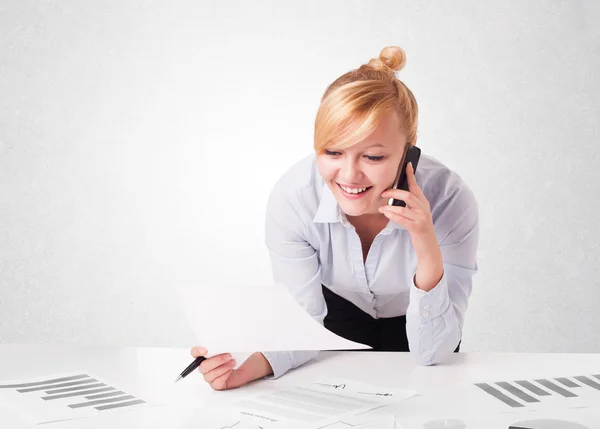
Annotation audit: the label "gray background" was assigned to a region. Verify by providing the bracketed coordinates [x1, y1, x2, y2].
[1, 0, 599, 353]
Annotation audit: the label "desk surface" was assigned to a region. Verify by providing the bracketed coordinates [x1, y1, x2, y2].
[1, 345, 599, 428]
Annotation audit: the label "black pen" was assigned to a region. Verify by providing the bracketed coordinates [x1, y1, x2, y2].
[175, 356, 206, 383]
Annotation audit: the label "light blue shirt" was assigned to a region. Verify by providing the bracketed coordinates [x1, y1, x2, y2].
[262, 153, 479, 378]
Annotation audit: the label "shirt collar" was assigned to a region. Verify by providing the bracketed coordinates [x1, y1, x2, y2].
[312, 182, 405, 231]
[313, 182, 343, 224]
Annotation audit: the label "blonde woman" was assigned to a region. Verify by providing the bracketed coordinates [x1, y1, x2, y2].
[191, 46, 479, 390]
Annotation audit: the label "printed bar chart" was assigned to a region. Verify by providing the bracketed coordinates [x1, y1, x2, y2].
[0, 372, 148, 424]
[474, 373, 600, 410]
[0, 372, 144, 411]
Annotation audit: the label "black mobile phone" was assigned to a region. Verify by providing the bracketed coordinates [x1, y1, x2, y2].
[387, 145, 421, 207]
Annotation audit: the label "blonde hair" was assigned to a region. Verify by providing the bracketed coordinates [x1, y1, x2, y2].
[314, 46, 418, 154]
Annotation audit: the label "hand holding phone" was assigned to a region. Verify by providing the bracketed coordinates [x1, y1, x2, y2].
[388, 145, 421, 207]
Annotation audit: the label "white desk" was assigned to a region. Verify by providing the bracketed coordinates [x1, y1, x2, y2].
[1, 345, 599, 428]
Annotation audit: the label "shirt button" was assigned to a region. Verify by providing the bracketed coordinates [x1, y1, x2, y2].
[423, 311, 430, 317]
[424, 304, 431, 310]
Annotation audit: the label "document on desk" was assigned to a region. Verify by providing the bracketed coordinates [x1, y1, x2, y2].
[176, 283, 372, 353]
[0, 371, 153, 425]
[214, 378, 416, 429]
[468, 371, 600, 413]
[137, 406, 396, 429]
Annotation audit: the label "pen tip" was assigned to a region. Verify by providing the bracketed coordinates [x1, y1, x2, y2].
[174, 375, 182, 383]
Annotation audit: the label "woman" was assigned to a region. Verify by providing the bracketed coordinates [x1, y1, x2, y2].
[191, 45, 479, 390]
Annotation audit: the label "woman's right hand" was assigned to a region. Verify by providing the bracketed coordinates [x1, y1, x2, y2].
[190, 346, 273, 391]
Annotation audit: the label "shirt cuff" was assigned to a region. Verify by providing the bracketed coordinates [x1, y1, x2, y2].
[261, 351, 293, 379]
[407, 270, 451, 320]
[260, 350, 319, 380]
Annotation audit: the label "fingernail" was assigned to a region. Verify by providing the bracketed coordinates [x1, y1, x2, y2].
[225, 354, 232, 360]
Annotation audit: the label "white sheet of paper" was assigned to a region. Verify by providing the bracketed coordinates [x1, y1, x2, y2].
[176, 283, 372, 353]
[213, 377, 416, 429]
[0, 371, 154, 425]
[120, 405, 282, 429]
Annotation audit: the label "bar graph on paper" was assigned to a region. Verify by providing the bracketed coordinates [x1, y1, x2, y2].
[473, 373, 600, 411]
[0, 372, 149, 424]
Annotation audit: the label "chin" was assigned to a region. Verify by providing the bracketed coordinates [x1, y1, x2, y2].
[339, 204, 369, 217]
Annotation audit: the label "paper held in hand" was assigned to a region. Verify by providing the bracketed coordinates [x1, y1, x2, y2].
[176, 283, 372, 354]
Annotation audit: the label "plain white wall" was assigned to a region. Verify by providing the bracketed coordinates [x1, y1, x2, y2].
[1, 0, 599, 353]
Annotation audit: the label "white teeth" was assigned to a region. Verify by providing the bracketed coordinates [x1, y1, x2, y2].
[340, 185, 369, 194]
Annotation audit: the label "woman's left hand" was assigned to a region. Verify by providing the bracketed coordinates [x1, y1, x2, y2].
[379, 162, 440, 262]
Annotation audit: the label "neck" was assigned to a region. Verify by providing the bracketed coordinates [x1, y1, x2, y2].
[346, 212, 389, 230]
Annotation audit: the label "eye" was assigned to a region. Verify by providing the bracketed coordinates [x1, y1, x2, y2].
[365, 155, 384, 161]
[325, 149, 341, 156]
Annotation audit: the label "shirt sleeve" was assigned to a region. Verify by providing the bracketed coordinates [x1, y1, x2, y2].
[261, 182, 327, 379]
[405, 182, 480, 365]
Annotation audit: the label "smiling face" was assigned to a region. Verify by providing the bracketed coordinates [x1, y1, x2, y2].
[316, 110, 408, 218]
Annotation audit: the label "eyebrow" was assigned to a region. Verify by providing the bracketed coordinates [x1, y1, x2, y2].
[365, 143, 386, 149]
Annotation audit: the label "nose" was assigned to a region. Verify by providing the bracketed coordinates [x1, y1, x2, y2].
[339, 158, 362, 184]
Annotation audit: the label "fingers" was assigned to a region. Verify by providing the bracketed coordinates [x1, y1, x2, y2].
[381, 189, 422, 211]
[380, 203, 434, 235]
[190, 346, 207, 358]
[204, 359, 237, 384]
[379, 207, 414, 229]
[210, 369, 234, 390]
[199, 353, 234, 374]
[406, 162, 426, 199]
[188, 347, 241, 391]
[379, 205, 416, 222]
[382, 163, 429, 211]
[214, 368, 247, 390]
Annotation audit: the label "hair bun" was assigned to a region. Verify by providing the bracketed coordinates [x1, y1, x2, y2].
[367, 45, 407, 74]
